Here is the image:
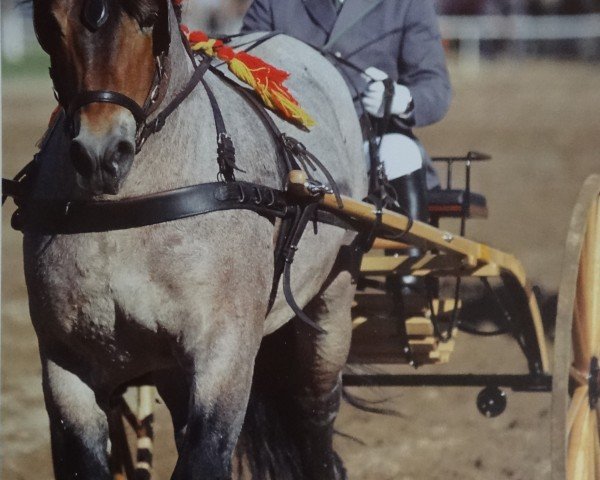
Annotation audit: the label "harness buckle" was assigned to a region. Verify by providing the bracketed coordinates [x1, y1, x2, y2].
[282, 134, 307, 155]
[149, 84, 160, 104]
[237, 183, 246, 203]
[156, 56, 164, 79]
[265, 188, 276, 207]
[135, 130, 147, 152]
[304, 180, 333, 196]
[151, 116, 166, 133]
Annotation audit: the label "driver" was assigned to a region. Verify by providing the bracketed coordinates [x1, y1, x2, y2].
[241, 0, 451, 223]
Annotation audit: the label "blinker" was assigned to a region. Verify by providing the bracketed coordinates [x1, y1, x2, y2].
[83, 0, 109, 31]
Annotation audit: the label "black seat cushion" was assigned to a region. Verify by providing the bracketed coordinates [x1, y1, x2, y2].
[428, 188, 488, 218]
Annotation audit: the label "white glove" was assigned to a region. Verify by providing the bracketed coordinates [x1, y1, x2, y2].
[361, 66, 412, 118]
[362, 134, 423, 179]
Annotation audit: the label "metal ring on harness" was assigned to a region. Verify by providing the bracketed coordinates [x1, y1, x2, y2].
[253, 186, 263, 205]
[358, 194, 384, 253]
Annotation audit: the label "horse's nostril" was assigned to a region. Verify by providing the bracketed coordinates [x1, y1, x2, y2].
[102, 140, 135, 178]
[117, 140, 134, 156]
[70, 140, 96, 178]
[105, 160, 119, 176]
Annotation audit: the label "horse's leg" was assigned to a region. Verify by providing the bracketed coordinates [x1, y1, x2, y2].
[41, 354, 110, 480]
[153, 367, 190, 452]
[170, 328, 260, 480]
[292, 267, 355, 480]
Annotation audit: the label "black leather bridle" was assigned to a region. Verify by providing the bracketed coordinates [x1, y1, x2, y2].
[58, 0, 178, 153]
[67, 88, 152, 133]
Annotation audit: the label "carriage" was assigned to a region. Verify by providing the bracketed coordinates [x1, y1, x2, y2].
[3, 0, 599, 478]
[98, 161, 600, 479]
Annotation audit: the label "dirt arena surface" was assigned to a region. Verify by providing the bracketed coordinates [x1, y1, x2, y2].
[2, 58, 599, 479]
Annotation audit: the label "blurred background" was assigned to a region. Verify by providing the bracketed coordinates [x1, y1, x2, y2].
[2, 1, 599, 479]
[3, 0, 600, 63]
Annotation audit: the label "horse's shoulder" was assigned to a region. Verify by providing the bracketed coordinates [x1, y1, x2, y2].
[233, 33, 337, 77]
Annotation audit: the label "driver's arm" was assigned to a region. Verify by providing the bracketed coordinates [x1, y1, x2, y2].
[241, 0, 274, 33]
[399, 0, 451, 127]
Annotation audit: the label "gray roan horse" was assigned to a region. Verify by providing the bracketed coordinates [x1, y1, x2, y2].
[24, 0, 366, 478]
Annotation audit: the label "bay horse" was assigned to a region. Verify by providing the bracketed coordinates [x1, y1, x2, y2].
[24, 0, 367, 478]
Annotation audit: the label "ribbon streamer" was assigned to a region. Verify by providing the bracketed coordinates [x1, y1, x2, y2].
[181, 26, 315, 129]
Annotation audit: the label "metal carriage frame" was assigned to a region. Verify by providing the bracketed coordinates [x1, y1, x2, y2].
[342, 153, 549, 393]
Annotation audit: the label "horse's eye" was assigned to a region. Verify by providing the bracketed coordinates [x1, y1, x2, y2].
[82, 0, 109, 31]
[139, 12, 158, 30]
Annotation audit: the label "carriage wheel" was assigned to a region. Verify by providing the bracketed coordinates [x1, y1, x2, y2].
[552, 174, 600, 480]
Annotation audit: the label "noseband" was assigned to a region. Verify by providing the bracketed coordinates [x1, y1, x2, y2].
[67, 88, 150, 126]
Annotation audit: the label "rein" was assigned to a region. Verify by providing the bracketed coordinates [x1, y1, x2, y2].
[136, 55, 212, 152]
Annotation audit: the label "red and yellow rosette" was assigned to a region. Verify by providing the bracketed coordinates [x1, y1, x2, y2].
[181, 26, 315, 129]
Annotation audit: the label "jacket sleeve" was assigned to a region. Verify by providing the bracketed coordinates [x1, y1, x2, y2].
[241, 0, 274, 33]
[399, 0, 451, 127]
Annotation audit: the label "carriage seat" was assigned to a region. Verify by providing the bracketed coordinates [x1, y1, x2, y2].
[427, 151, 491, 225]
[427, 188, 488, 222]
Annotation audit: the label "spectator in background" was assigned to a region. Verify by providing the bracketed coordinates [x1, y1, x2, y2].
[482, 0, 527, 15]
[558, 0, 598, 13]
[241, 0, 451, 227]
[435, 0, 485, 15]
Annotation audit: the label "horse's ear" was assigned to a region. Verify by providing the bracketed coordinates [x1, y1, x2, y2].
[33, 1, 59, 54]
[152, 0, 171, 58]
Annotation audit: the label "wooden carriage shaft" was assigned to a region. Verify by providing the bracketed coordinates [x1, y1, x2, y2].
[288, 172, 522, 273]
[287, 171, 550, 372]
[359, 252, 502, 277]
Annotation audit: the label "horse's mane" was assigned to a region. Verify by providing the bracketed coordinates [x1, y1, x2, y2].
[122, 0, 161, 27]
[123, 0, 184, 26]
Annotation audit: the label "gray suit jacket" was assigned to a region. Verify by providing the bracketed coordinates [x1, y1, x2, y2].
[241, 0, 451, 129]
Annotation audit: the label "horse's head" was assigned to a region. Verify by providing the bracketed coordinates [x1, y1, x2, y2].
[33, 0, 172, 194]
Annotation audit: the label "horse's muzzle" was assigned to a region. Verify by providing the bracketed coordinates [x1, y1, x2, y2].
[71, 136, 135, 195]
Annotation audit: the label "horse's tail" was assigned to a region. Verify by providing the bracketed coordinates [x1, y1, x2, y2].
[236, 324, 303, 480]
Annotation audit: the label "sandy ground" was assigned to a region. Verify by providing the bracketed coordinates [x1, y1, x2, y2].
[2, 58, 599, 479]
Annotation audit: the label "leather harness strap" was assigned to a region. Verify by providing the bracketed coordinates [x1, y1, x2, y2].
[282, 202, 326, 333]
[10, 181, 289, 235]
[136, 56, 212, 151]
[208, 65, 299, 177]
[68, 90, 148, 124]
[200, 76, 242, 182]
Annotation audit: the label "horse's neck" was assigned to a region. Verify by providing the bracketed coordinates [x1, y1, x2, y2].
[116, 23, 218, 196]
[154, 18, 195, 119]
[124, 43, 281, 196]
